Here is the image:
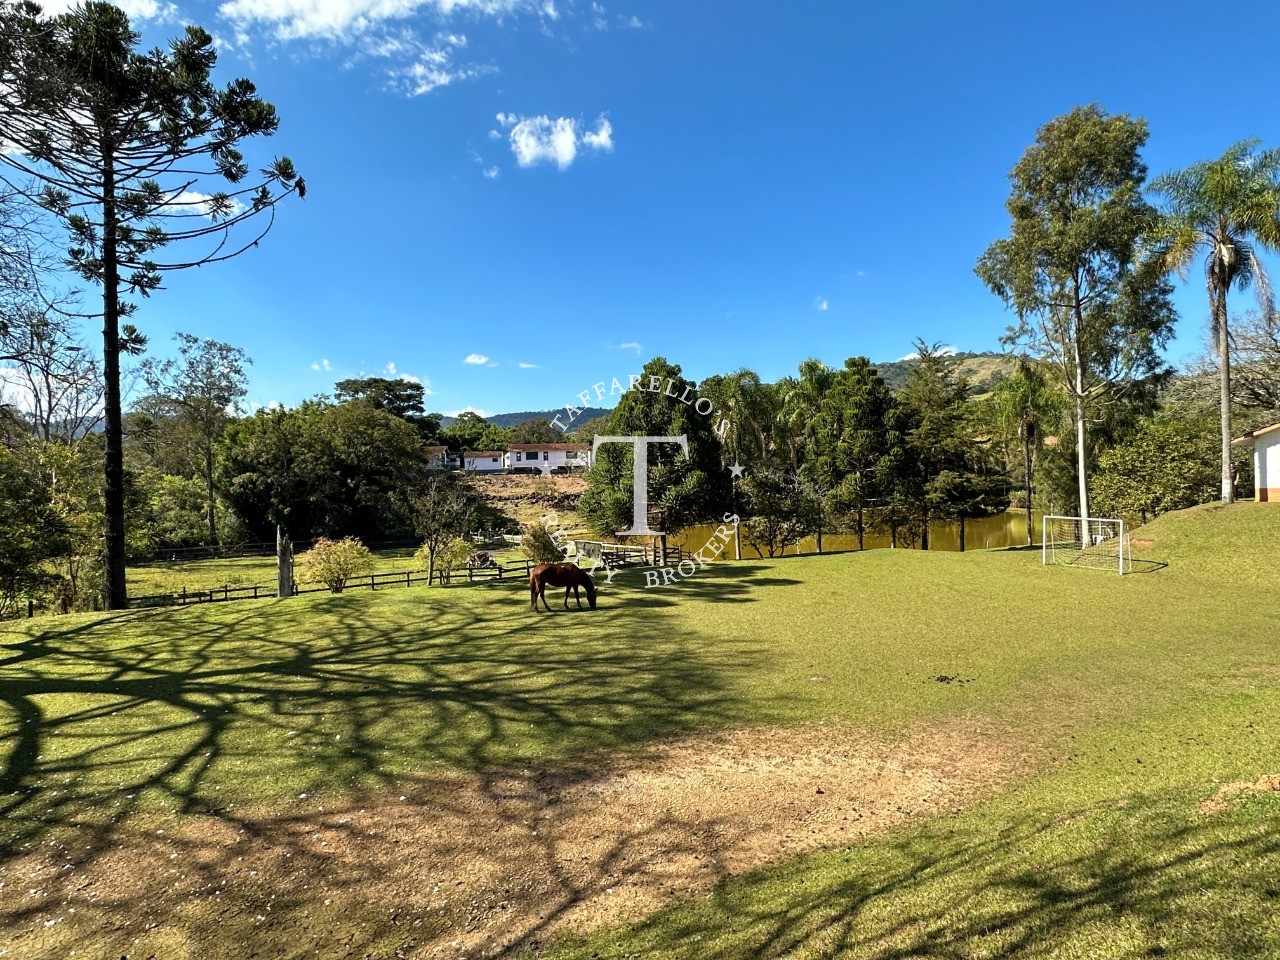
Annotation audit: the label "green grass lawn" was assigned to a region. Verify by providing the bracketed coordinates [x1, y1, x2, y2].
[3, 503, 1279, 957]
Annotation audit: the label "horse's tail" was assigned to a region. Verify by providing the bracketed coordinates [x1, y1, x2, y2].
[583, 572, 597, 608]
[529, 571, 539, 610]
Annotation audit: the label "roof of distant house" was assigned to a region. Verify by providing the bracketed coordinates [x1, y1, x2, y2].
[463, 450, 504, 458]
[1231, 420, 1280, 446]
[424, 445, 450, 454]
[508, 442, 591, 452]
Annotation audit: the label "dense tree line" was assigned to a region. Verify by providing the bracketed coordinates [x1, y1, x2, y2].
[1, 29, 1278, 620]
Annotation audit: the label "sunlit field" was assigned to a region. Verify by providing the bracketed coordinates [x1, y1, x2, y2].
[2, 504, 1278, 958]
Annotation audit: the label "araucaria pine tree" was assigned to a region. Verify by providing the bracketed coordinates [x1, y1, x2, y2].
[0, 1, 305, 608]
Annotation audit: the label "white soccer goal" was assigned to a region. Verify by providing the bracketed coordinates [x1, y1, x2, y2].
[1042, 516, 1131, 575]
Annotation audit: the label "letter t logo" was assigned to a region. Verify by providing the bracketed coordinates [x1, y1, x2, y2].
[592, 435, 689, 535]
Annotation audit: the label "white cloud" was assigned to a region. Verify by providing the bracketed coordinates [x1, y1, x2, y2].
[310, 358, 332, 372]
[220, 0, 526, 41]
[487, 129, 502, 140]
[374, 361, 433, 391]
[444, 405, 491, 417]
[169, 190, 246, 220]
[405, 374, 435, 391]
[482, 166, 500, 179]
[507, 114, 613, 170]
[518, 361, 539, 368]
[374, 31, 487, 97]
[496, 112, 518, 127]
[815, 297, 829, 312]
[41, 0, 177, 19]
[897, 345, 958, 362]
[618, 341, 641, 355]
[581, 118, 613, 152]
[622, 14, 641, 27]
[464, 353, 490, 365]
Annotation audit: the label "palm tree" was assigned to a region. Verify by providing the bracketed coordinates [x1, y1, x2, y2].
[988, 358, 1062, 546]
[703, 368, 771, 465]
[1152, 141, 1280, 503]
[775, 358, 836, 468]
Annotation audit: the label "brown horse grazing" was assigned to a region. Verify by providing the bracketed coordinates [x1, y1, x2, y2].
[529, 562, 597, 612]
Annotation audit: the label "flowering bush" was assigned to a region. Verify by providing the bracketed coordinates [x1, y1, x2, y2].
[298, 537, 375, 593]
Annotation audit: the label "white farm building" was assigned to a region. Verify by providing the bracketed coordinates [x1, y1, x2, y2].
[462, 450, 505, 473]
[506, 443, 592, 474]
[1232, 421, 1280, 503]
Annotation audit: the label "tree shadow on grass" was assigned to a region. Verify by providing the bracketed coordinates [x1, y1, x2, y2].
[0, 582, 765, 869]
[597, 563, 805, 607]
[548, 798, 1280, 959]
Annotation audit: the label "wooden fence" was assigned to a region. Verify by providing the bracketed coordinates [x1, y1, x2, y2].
[130, 557, 538, 609]
[128, 541, 695, 612]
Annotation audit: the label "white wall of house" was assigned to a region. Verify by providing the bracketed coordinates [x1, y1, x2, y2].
[1257, 432, 1280, 503]
[506, 446, 592, 472]
[463, 453, 505, 473]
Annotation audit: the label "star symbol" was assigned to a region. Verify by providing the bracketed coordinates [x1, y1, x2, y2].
[728, 462, 745, 480]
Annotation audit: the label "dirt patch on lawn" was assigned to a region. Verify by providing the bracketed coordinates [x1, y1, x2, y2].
[1199, 773, 1280, 815]
[1, 719, 1025, 959]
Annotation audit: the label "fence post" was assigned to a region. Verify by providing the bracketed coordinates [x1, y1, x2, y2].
[370, 574, 376, 591]
[406, 571, 410, 587]
[253, 586, 259, 599]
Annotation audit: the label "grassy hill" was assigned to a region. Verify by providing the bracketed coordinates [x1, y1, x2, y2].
[2, 503, 1278, 957]
[871, 350, 1018, 394]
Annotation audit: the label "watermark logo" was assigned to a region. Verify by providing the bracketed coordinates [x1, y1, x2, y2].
[591, 435, 688, 536]
[537, 373, 744, 590]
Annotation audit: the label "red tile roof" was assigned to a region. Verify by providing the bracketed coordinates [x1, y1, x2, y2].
[508, 443, 591, 452]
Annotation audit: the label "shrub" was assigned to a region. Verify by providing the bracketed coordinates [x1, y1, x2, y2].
[298, 537, 375, 593]
[521, 519, 569, 564]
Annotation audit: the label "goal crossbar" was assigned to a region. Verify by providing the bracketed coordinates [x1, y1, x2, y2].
[1041, 515, 1130, 575]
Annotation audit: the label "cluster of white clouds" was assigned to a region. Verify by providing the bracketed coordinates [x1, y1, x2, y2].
[40, 0, 178, 19]
[372, 31, 491, 97]
[463, 354, 539, 368]
[617, 341, 641, 355]
[588, 2, 641, 31]
[218, 0, 524, 42]
[815, 297, 829, 312]
[310, 357, 431, 392]
[493, 112, 613, 170]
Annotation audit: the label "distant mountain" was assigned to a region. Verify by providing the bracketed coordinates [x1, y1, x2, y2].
[437, 407, 612, 428]
[870, 351, 1015, 395]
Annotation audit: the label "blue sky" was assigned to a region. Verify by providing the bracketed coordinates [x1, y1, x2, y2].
[75, 0, 1280, 415]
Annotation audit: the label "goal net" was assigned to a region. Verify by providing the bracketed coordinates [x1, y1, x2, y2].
[1042, 516, 1131, 574]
